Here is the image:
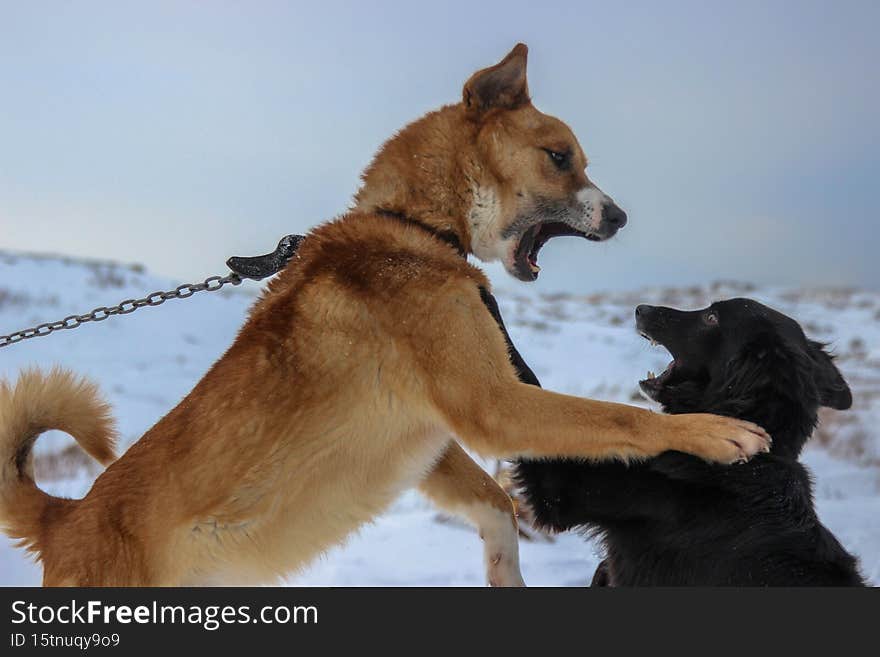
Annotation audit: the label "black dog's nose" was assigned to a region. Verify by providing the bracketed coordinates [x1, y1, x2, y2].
[602, 202, 628, 229]
[635, 304, 652, 318]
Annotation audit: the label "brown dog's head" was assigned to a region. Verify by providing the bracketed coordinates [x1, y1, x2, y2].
[462, 44, 627, 281]
[356, 43, 627, 282]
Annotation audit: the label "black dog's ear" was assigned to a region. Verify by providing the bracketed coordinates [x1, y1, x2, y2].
[712, 332, 781, 410]
[715, 331, 811, 413]
[808, 341, 852, 410]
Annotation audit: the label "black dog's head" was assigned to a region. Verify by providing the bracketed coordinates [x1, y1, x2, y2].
[635, 298, 852, 458]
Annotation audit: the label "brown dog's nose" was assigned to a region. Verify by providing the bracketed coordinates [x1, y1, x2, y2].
[602, 202, 627, 229]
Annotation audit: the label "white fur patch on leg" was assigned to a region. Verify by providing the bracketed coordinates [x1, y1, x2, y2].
[471, 502, 525, 587]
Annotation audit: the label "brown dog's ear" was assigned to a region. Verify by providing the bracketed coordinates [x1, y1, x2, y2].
[462, 43, 530, 117]
[809, 341, 853, 410]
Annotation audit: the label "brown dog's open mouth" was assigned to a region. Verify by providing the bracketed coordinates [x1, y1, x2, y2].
[513, 221, 600, 281]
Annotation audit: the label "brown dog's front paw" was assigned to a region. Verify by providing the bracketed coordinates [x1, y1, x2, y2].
[668, 413, 771, 464]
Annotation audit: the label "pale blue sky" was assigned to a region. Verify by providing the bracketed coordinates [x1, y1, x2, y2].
[1, 1, 877, 292]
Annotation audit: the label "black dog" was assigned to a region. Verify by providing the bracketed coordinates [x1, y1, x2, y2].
[514, 298, 865, 586]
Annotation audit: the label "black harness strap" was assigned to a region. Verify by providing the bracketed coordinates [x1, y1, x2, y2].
[478, 287, 542, 388]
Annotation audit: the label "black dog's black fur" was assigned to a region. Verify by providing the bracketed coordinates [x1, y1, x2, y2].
[512, 298, 865, 586]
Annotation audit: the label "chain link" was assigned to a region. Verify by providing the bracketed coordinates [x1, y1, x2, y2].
[0, 272, 243, 349]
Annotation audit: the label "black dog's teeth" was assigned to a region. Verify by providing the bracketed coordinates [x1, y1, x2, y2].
[639, 332, 659, 346]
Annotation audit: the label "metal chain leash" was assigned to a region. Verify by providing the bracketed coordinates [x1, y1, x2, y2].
[0, 272, 243, 349]
[0, 233, 304, 350]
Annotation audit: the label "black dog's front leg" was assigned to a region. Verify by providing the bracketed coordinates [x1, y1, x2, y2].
[648, 451, 726, 480]
[514, 459, 687, 531]
[649, 451, 804, 503]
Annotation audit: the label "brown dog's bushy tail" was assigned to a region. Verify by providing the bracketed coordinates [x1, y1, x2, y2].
[0, 368, 117, 551]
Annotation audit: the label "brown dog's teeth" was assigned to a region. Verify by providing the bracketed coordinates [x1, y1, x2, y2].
[647, 370, 655, 379]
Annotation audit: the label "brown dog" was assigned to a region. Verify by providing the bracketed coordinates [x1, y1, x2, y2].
[0, 45, 769, 586]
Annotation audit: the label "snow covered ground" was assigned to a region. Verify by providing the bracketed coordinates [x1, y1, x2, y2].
[1, 251, 878, 586]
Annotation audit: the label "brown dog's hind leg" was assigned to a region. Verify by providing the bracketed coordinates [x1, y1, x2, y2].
[419, 442, 525, 587]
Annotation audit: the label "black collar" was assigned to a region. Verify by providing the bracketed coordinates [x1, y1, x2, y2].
[226, 210, 466, 281]
[375, 209, 466, 258]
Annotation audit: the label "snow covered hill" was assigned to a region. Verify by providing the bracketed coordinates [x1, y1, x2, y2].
[1, 251, 878, 585]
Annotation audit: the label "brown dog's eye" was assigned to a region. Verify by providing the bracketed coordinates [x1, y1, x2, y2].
[704, 311, 719, 326]
[543, 148, 571, 170]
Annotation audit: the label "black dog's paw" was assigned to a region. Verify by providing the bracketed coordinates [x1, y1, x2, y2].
[512, 460, 579, 532]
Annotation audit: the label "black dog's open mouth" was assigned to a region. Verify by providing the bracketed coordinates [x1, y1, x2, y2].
[638, 330, 679, 400]
[513, 221, 600, 281]
[639, 360, 677, 400]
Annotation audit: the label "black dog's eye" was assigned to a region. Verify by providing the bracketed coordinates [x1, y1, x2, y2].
[543, 148, 571, 170]
[704, 311, 719, 326]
